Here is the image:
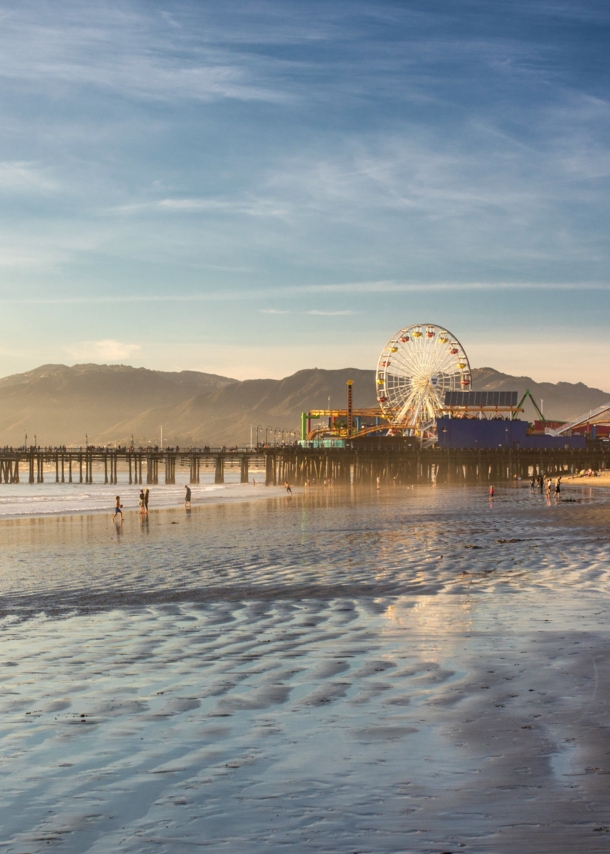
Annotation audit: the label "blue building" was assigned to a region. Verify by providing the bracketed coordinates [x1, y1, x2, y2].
[436, 417, 585, 450]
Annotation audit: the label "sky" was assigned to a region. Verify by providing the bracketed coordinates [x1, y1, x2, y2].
[0, 0, 609, 387]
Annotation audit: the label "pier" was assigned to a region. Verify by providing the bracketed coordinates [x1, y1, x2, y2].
[0, 444, 608, 486]
[0, 448, 261, 486]
[268, 445, 610, 485]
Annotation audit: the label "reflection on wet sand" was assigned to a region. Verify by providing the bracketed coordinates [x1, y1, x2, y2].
[1, 484, 610, 852]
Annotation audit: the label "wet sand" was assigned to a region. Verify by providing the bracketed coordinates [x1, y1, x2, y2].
[0, 475, 280, 520]
[2, 484, 610, 852]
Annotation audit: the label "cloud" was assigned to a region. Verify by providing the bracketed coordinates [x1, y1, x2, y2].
[67, 339, 140, 361]
[307, 310, 355, 315]
[0, 161, 57, 191]
[296, 280, 610, 294]
[260, 308, 290, 314]
[117, 197, 289, 218]
[0, 280, 607, 306]
[0, 226, 109, 269]
[0, 5, 293, 104]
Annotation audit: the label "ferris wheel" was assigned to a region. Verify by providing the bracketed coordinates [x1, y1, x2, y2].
[376, 323, 471, 431]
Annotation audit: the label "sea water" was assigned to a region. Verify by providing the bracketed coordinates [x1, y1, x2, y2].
[0, 466, 267, 519]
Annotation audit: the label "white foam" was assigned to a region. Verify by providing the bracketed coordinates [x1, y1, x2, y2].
[0, 468, 272, 517]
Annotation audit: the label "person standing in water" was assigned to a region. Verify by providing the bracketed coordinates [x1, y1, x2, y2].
[184, 485, 191, 507]
[138, 489, 145, 514]
[112, 496, 123, 523]
[489, 485, 495, 497]
[144, 488, 149, 514]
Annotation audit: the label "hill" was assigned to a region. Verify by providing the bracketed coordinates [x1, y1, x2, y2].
[472, 368, 610, 424]
[0, 363, 607, 447]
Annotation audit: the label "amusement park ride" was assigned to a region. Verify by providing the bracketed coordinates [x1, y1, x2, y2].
[301, 322, 610, 448]
[302, 323, 477, 445]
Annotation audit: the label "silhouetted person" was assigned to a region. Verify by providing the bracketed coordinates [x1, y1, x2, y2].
[112, 496, 123, 523]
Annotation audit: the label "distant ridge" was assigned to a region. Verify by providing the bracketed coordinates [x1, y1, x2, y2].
[0, 363, 607, 447]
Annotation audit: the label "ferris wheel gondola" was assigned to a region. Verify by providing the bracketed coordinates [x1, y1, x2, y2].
[376, 323, 471, 432]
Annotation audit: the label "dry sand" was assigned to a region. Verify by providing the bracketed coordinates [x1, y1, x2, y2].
[563, 472, 610, 490]
[1, 484, 610, 853]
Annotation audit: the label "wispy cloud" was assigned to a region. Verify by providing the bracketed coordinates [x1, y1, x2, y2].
[0, 280, 607, 305]
[307, 309, 355, 315]
[0, 5, 294, 104]
[66, 339, 141, 361]
[0, 161, 57, 191]
[296, 280, 610, 294]
[117, 197, 290, 218]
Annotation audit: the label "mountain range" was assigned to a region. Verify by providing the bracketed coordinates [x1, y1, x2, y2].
[0, 363, 608, 447]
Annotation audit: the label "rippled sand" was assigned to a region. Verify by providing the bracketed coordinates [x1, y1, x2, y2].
[2, 484, 610, 852]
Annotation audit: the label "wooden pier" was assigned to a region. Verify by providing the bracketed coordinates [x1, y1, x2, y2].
[0, 448, 262, 486]
[267, 445, 610, 486]
[0, 444, 607, 487]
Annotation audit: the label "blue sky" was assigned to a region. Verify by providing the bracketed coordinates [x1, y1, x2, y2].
[0, 0, 609, 386]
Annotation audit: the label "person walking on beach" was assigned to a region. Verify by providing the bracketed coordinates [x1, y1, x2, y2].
[184, 485, 191, 507]
[112, 495, 123, 523]
[555, 477, 562, 500]
[489, 485, 494, 498]
[144, 488, 149, 514]
[138, 489, 145, 514]
[284, 480, 292, 495]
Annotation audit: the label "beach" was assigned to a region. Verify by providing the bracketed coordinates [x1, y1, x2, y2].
[2, 483, 610, 852]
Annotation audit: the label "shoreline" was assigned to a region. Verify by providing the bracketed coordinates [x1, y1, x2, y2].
[0, 477, 609, 523]
[0, 481, 296, 523]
